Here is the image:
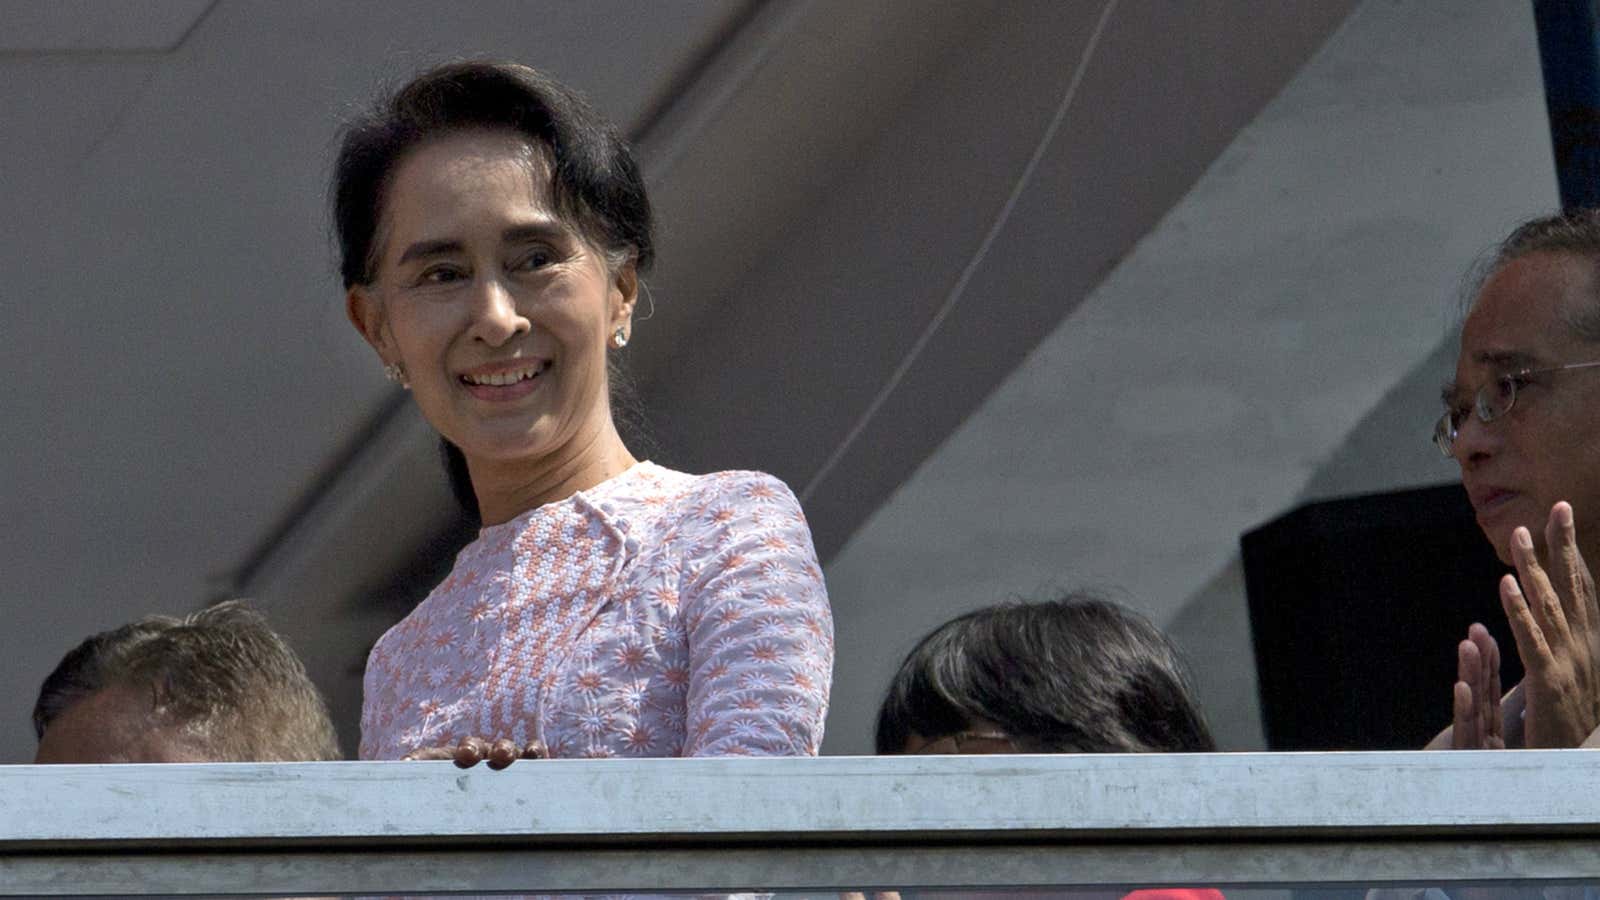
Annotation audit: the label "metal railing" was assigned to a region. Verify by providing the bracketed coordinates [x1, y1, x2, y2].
[4, 751, 1600, 895]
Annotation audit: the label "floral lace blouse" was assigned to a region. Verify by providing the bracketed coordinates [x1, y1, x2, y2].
[359, 462, 834, 759]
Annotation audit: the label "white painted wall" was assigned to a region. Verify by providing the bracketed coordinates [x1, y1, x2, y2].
[821, 0, 1559, 754]
[0, 0, 1557, 765]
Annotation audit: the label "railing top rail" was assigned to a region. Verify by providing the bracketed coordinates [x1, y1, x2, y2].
[3, 750, 1597, 849]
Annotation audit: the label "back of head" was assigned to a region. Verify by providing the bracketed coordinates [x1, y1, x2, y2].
[33, 601, 341, 762]
[874, 594, 1215, 755]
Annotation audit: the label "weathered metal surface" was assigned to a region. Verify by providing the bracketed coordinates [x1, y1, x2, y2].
[4, 753, 1600, 893]
[5, 752, 1600, 846]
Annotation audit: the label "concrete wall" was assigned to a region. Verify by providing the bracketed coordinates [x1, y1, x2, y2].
[820, 0, 1558, 754]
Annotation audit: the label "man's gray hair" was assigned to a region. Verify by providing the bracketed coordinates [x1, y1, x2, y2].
[32, 600, 340, 761]
[1471, 209, 1600, 341]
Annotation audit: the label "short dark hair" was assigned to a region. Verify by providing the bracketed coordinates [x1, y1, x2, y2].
[32, 601, 341, 761]
[874, 594, 1216, 754]
[1473, 210, 1600, 341]
[331, 59, 654, 290]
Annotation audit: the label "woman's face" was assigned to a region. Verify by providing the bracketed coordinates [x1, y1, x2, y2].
[348, 130, 635, 466]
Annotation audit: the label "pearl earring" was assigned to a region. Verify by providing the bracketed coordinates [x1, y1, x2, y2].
[612, 327, 629, 349]
[383, 362, 410, 389]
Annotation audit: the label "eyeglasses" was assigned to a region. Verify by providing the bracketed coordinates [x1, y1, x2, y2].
[1433, 360, 1600, 457]
[911, 729, 1018, 755]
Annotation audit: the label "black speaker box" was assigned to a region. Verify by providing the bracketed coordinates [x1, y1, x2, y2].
[1242, 483, 1519, 750]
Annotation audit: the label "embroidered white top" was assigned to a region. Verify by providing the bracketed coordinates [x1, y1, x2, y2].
[359, 462, 834, 759]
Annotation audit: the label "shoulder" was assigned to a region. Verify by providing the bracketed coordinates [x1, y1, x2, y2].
[673, 469, 811, 542]
[620, 464, 806, 524]
[672, 471, 823, 594]
[607, 465, 818, 574]
[687, 468, 802, 510]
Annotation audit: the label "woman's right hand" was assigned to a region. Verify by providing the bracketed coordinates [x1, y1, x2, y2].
[402, 735, 549, 769]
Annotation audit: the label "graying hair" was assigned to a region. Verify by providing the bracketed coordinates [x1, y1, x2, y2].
[32, 601, 341, 761]
[1467, 210, 1600, 341]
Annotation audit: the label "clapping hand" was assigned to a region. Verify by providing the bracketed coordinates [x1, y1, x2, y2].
[1432, 501, 1598, 750]
[1448, 623, 1505, 749]
[402, 735, 549, 769]
[1497, 501, 1600, 748]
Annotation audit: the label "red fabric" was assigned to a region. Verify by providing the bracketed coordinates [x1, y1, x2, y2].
[1122, 891, 1226, 900]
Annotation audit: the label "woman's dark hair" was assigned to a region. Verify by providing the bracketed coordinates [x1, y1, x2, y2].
[874, 594, 1216, 755]
[331, 61, 656, 521]
[332, 59, 653, 289]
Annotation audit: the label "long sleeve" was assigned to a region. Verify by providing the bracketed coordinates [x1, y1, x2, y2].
[679, 473, 834, 756]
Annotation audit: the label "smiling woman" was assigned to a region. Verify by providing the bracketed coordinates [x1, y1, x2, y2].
[333, 62, 834, 762]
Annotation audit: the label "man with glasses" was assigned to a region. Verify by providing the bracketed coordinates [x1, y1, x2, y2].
[1428, 211, 1600, 751]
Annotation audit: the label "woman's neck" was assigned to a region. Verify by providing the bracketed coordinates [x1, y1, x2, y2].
[467, 420, 638, 526]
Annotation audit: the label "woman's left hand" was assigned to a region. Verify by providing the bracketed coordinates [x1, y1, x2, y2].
[402, 735, 549, 769]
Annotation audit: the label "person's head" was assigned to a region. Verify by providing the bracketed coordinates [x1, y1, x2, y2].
[32, 601, 341, 763]
[336, 61, 653, 503]
[874, 594, 1215, 755]
[1440, 210, 1600, 563]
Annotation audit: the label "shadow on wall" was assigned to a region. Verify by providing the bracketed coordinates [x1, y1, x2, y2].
[1167, 331, 1464, 751]
[1297, 332, 1462, 505]
[1164, 559, 1264, 751]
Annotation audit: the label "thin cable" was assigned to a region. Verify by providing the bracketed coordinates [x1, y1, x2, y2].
[799, 0, 1121, 503]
